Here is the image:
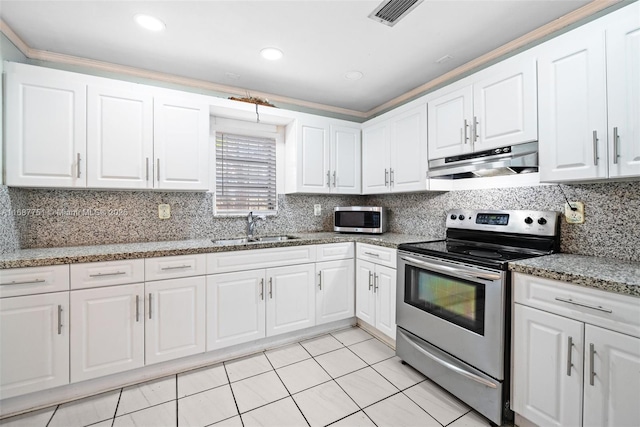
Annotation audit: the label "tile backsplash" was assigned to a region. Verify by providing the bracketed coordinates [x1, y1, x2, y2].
[1, 181, 638, 262]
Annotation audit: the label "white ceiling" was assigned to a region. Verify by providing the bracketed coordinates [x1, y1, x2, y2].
[0, 0, 593, 115]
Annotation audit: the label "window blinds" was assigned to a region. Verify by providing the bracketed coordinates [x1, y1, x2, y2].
[215, 133, 277, 213]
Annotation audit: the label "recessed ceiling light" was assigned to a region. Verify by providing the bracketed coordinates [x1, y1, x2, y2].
[134, 14, 166, 31]
[344, 71, 364, 81]
[260, 48, 283, 61]
[225, 72, 241, 80]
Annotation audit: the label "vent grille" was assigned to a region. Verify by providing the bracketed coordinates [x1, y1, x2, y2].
[369, 0, 424, 26]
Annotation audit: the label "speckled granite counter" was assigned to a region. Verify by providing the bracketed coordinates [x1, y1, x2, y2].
[509, 254, 640, 297]
[0, 232, 434, 269]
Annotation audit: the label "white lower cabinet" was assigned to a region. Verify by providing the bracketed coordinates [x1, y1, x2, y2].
[0, 292, 69, 399]
[355, 260, 396, 339]
[266, 264, 316, 336]
[316, 259, 354, 325]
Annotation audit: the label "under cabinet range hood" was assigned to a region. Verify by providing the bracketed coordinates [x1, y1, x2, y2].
[428, 141, 538, 179]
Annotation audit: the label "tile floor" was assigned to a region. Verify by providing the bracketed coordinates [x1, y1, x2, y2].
[0, 327, 492, 427]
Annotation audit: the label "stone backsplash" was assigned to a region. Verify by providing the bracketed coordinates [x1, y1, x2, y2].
[1, 181, 638, 262]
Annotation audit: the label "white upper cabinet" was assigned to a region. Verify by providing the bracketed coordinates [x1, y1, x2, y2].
[427, 86, 473, 160]
[294, 120, 331, 193]
[362, 104, 428, 194]
[539, 2, 640, 182]
[331, 125, 361, 194]
[5, 62, 87, 188]
[87, 83, 154, 189]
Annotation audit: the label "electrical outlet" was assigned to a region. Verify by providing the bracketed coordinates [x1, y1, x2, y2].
[564, 201, 585, 224]
[314, 204, 321, 216]
[158, 204, 171, 219]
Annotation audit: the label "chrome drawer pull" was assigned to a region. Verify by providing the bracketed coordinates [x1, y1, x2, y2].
[364, 252, 380, 257]
[89, 271, 126, 278]
[554, 297, 612, 313]
[260, 278, 264, 300]
[589, 343, 596, 386]
[160, 265, 191, 271]
[77, 153, 82, 178]
[318, 272, 322, 290]
[566, 336, 573, 376]
[269, 278, 273, 299]
[148, 293, 152, 319]
[368, 271, 373, 291]
[373, 273, 379, 293]
[135, 295, 140, 322]
[592, 131, 598, 166]
[57, 305, 63, 335]
[0, 279, 46, 286]
[613, 127, 619, 164]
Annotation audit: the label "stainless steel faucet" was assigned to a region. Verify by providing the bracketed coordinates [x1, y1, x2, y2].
[247, 211, 264, 240]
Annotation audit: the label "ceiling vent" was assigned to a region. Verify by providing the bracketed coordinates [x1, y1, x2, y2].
[368, 0, 424, 27]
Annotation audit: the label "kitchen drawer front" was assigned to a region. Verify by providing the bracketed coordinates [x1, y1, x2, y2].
[0, 265, 70, 298]
[356, 243, 397, 268]
[145, 254, 206, 281]
[513, 272, 640, 338]
[71, 259, 144, 290]
[315, 242, 354, 262]
[208, 245, 317, 274]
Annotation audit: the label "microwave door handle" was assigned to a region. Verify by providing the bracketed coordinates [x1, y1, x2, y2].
[400, 255, 501, 281]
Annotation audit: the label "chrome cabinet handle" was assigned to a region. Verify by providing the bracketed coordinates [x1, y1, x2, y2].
[332, 171, 336, 187]
[613, 127, 619, 164]
[473, 116, 479, 143]
[464, 119, 469, 144]
[260, 278, 264, 300]
[318, 271, 322, 290]
[0, 278, 45, 286]
[157, 159, 160, 181]
[135, 295, 140, 322]
[364, 251, 380, 257]
[368, 271, 373, 290]
[384, 169, 389, 187]
[326, 170, 331, 187]
[160, 265, 191, 271]
[269, 278, 273, 299]
[89, 271, 126, 278]
[148, 293, 152, 319]
[554, 297, 612, 313]
[400, 255, 502, 281]
[589, 343, 596, 386]
[146, 158, 149, 181]
[566, 336, 573, 376]
[373, 273, 378, 293]
[390, 168, 394, 186]
[592, 131, 599, 166]
[77, 153, 81, 178]
[57, 305, 63, 335]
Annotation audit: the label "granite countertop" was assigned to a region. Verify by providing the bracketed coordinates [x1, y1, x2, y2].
[0, 232, 435, 269]
[509, 253, 640, 297]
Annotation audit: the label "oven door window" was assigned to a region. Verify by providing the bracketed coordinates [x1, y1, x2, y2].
[404, 265, 485, 335]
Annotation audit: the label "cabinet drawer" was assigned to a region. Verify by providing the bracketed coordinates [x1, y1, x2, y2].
[513, 272, 640, 338]
[0, 265, 69, 298]
[71, 259, 144, 290]
[316, 242, 354, 261]
[208, 245, 316, 274]
[145, 254, 206, 281]
[356, 243, 396, 268]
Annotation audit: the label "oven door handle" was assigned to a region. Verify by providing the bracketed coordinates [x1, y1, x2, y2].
[400, 330, 498, 389]
[400, 256, 501, 281]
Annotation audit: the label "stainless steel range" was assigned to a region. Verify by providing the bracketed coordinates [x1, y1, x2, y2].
[396, 209, 561, 426]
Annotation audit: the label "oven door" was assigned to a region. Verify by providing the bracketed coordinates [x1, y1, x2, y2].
[396, 251, 506, 379]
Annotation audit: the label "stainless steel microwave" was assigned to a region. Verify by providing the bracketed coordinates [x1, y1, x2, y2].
[334, 207, 387, 234]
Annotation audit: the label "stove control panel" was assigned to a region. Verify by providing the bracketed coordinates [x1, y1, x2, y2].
[446, 209, 560, 236]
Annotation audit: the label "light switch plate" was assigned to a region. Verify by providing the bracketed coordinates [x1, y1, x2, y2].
[564, 202, 584, 224]
[158, 204, 171, 219]
[314, 204, 321, 216]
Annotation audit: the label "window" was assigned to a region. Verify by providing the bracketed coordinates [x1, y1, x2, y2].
[215, 132, 277, 214]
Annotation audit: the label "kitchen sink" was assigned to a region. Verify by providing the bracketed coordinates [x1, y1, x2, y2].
[212, 235, 299, 245]
[255, 235, 298, 242]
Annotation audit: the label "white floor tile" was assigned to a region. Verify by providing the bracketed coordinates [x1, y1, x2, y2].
[364, 393, 440, 427]
[116, 375, 176, 416]
[230, 371, 289, 413]
[224, 353, 272, 382]
[48, 390, 120, 427]
[177, 385, 237, 427]
[0, 407, 56, 427]
[331, 327, 373, 346]
[448, 411, 491, 427]
[335, 367, 398, 408]
[113, 401, 176, 427]
[276, 358, 331, 394]
[330, 411, 377, 427]
[265, 343, 311, 369]
[371, 356, 425, 390]
[314, 348, 367, 378]
[177, 363, 228, 398]
[300, 334, 343, 356]
[348, 339, 395, 365]
[211, 415, 243, 427]
[403, 380, 470, 425]
[241, 397, 308, 427]
[88, 420, 113, 427]
[293, 381, 359, 427]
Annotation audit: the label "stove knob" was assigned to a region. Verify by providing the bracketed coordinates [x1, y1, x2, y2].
[524, 217, 533, 224]
[458, 214, 465, 220]
[538, 217, 547, 225]
[450, 214, 457, 220]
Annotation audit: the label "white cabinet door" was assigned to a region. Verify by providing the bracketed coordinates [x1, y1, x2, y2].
[0, 292, 69, 398]
[154, 95, 209, 190]
[538, 24, 608, 182]
[390, 105, 428, 193]
[583, 325, 640, 427]
[374, 264, 396, 340]
[206, 271, 265, 350]
[427, 85, 473, 160]
[606, 6, 640, 179]
[331, 125, 361, 194]
[297, 122, 331, 193]
[473, 57, 537, 151]
[5, 63, 87, 187]
[266, 264, 316, 337]
[512, 304, 583, 427]
[145, 276, 206, 365]
[316, 259, 355, 325]
[355, 260, 376, 327]
[87, 84, 153, 189]
[361, 123, 390, 194]
[70, 283, 144, 382]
